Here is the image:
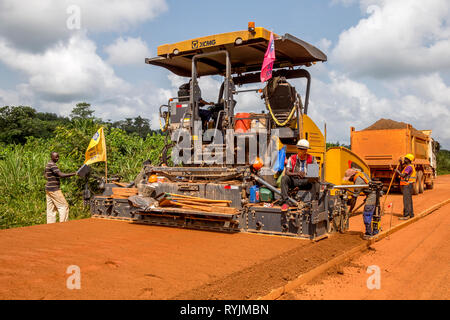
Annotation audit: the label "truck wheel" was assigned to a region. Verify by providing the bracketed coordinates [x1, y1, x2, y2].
[418, 171, 424, 194]
[426, 180, 434, 190]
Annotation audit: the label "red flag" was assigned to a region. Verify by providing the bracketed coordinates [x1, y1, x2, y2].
[260, 32, 276, 82]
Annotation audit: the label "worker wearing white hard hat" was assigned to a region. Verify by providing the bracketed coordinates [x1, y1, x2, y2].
[280, 139, 319, 211]
[296, 139, 310, 149]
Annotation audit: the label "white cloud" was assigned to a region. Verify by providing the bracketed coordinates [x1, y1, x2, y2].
[0, 88, 22, 107]
[0, 0, 168, 51]
[0, 33, 126, 102]
[77, 0, 168, 32]
[302, 70, 450, 148]
[1, 0, 448, 150]
[316, 38, 332, 53]
[105, 37, 151, 66]
[0, 30, 166, 125]
[94, 83, 172, 124]
[332, 0, 450, 78]
[0, 32, 168, 129]
[325, 0, 450, 148]
[0, 0, 170, 126]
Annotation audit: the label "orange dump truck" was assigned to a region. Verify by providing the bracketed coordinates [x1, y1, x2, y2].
[350, 119, 436, 195]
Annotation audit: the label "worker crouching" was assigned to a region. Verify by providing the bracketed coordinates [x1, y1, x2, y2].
[343, 168, 378, 239]
[280, 139, 320, 211]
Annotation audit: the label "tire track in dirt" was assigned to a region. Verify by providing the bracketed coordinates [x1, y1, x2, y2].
[172, 233, 364, 300]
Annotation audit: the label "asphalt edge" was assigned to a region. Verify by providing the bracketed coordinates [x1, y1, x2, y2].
[255, 198, 450, 300]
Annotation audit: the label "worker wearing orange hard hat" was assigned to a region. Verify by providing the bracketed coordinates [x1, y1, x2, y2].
[395, 153, 416, 220]
[252, 157, 264, 171]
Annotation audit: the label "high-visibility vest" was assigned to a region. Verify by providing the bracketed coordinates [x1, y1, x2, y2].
[400, 165, 416, 186]
[289, 154, 314, 173]
[352, 171, 370, 184]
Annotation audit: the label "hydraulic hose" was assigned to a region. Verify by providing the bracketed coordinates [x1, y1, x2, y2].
[264, 97, 297, 127]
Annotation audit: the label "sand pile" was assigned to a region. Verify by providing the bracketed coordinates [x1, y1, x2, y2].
[363, 119, 426, 138]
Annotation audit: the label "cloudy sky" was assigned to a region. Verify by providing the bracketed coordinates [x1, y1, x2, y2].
[0, 0, 449, 148]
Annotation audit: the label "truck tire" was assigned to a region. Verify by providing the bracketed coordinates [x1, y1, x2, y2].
[418, 171, 424, 194]
[413, 173, 420, 195]
[426, 179, 434, 190]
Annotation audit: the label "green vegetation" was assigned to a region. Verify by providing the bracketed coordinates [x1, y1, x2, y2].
[326, 141, 350, 150]
[1, 103, 449, 229]
[437, 149, 450, 175]
[0, 104, 165, 230]
[0, 106, 70, 144]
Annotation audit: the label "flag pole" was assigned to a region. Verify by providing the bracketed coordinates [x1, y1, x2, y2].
[104, 129, 108, 183]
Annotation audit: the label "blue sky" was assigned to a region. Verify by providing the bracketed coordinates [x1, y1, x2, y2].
[0, 0, 449, 148]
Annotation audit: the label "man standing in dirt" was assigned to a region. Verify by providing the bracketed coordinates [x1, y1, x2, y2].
[395, 154, 416, 220]
[44, 152, 76, 223]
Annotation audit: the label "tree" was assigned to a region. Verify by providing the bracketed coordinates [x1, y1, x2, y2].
[111, 116, 152, 138]
[70, 102, 95, 120]
[0, 106, 69, 144]
[133, 116, 151, 138]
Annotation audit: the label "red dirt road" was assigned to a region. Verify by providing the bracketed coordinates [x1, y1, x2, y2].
[0, 220, 305, 299]
[0, 175, 449, 300]
[283, 203, 450, 300]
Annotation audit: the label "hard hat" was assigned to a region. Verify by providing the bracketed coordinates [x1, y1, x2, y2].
[404, 153, 415, 162]
[296, 139, 310, 149]
[252, 157, 264, 171]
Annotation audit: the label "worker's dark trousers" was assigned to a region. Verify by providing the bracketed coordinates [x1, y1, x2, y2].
[401, 184, 414, 217]
[281, 175, 319, 204]
[363, 205, 376, 235]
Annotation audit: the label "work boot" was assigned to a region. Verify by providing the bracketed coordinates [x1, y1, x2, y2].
[364, 223, 372, 236]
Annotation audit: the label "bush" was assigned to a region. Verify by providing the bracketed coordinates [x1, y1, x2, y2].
[0, 124, 167, 229]
[437, 149, 450, 175]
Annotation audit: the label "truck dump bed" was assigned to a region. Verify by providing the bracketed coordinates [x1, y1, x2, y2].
[351, 119, 431, 167]
[350, 119, 435, 193]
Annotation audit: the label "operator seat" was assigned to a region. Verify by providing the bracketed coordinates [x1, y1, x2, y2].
[178, 82, 190, 102]
[263, 76, 300, 125]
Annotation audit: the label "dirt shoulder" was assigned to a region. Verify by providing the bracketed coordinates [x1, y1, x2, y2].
[283, 203, 450, 300]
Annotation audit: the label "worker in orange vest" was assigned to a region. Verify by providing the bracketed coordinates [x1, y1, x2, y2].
[395, 153, 416, 220]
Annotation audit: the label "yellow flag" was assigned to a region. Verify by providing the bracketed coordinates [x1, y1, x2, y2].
[84, 127, 106, 165]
